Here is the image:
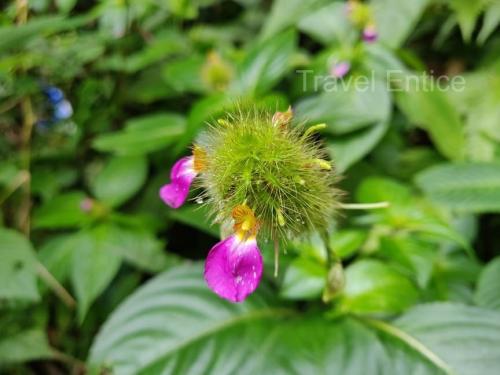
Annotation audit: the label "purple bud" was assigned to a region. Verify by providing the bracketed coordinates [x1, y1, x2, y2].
[80, 198, 94, 213]
[362, 24, 378, 43]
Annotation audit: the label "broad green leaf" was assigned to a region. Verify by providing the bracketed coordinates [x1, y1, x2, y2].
[328, 122, 389, 172]
[38, 235, 75, 288]
[162, 54, 206, 94]
[280, 257, 327, 299]
[340, 259, 419, 314]
[372, 0, 430, 48]
[232, 30, 296, 96]
[475, 257, 500, 310]
[93, 113, 186, 155]
[295, 79, 391, 134]
[33, 191, 93, 229]
[380, 236, 436, 288]
[0, 228, 39, 301]
[88, 264, 282, 374]
[0, 329, 53, 364]
[356, 177, 412, 205]
[91, 155, 148, 207]
[100, 224, 171, 273]
[0, 14, 94, 52]
[71, 226, 122, 321]
[329, 229, 368, 259]
[260, 0, 330, 40]
[298, 2, 357, 45]
[89, 264, 500, 374]
[395, 76, 465, 160]
[416, 162, 500, 213]
[392, 303, 500, 375]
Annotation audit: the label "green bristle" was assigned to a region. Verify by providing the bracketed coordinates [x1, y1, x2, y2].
[196, 106, 341, 241]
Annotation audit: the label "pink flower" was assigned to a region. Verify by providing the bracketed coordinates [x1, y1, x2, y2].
[204, 234, 263, 303]
[330, 61, 351, 78]
[362, 24, 378, 43]
[159, 146, 207, 209]
[159, 156, 197, 208]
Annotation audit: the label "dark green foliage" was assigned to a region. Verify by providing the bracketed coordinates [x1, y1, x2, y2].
[1, 0, 500, 373]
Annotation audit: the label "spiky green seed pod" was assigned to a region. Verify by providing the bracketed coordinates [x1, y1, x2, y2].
[196, 107, 341, 241]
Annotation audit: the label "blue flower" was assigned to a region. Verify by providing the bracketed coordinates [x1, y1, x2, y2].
[43, 86, 64, 104]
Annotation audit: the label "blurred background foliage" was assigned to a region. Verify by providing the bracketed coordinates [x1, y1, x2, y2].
[1, 0, 500, 374]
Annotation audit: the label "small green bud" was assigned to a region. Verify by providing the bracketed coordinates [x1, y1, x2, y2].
[322, 262, 345, 303]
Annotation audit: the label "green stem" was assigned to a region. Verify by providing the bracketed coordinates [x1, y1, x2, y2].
[339, 202, 390, 210]
[36, 262, 76, 309]
[357, 316, 455, 375]
[0, 170, 29, 206]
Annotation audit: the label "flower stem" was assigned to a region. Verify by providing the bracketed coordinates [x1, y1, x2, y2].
[273, 238, 279, 277]
[36, 262, 76, 309]
[339, 201, 390, 210]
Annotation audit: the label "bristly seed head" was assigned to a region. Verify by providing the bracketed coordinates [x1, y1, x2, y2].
[195, 106, 341, 241]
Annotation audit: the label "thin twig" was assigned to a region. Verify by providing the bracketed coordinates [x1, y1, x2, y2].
[339, 201, 390, 210]
[273, 238, 279, 277]
[0, 170, 29, 206]
[36, 262, 76, 309]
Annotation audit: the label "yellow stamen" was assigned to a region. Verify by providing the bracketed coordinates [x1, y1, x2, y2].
[232, 204, 259, 237]
[193, 145, 207, 172]
[314, 159, 332, 171]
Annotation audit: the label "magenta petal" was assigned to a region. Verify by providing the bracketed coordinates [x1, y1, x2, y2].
[204, 235, 263, 303]
[159, 156, 197, 208]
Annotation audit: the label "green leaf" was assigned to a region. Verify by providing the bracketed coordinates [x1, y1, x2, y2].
[356, 177, 412, 205]
[416, 162, 500, 213]
[260, 0, 330, 40]
[328, 122, 389, 172]
[478, 1, 500, 44]
[380, 236, 436, 288]
[280, 257, 327, 300]
[340, 259, 419, 314]
[391, 303, 500, 375]
[0, 228, 39, 302]
[372, 0, 430, 48]
[475, 257, 500, 310]
[33, 191, 93, 229]
[91, 156, 148, 207]
[395, 76, 465, 160]
[38, 235, 75, 288]
[71, 226, 122, 321]
[446, 0, 489, 42]
[100, 224, 171, 273]
[329, 229, 368, 259]
[0, 14, 94, 52]
[0, 329, 53, 364]
[295, 79, 391, 134]
[88, 264, 500, 374]
[93, 113, 186, 155]
[232, 30, 296, 96]
[298, 2, 357, 45]
[55, 0, 77, 13]
[162, 54, 205, 93]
